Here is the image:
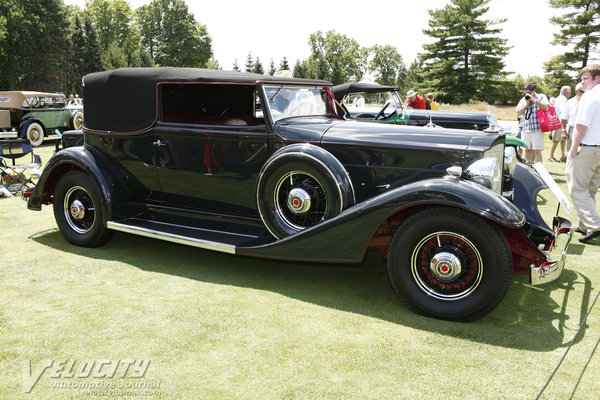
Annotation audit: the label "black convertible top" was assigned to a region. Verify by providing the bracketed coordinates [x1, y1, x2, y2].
[82, 67, 330, 133]
[332, 82, 399, 100]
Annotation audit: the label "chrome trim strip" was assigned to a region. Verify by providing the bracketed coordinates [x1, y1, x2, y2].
[107, 221, 236, 254]
[145, 218, 258, 239]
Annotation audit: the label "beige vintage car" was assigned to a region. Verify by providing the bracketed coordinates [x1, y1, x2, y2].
[0, 91, 84, 146]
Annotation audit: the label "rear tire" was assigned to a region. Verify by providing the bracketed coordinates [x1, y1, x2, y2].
[387, 207, 512, 321]
[53, 171, 113, 247]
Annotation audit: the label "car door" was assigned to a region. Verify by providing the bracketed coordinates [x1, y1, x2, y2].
[152, 83, 269, 217]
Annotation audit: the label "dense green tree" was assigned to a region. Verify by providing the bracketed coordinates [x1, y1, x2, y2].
[369, 45, 404, 87]
[279, 57, 290, 71]
[306, 30, 367, 84]
[245, 53, 254, 72]
[232, 59, 240, 72]
[544, 0, 600, 82]
[66, 14, 87, 94]
[253, 58, 264, 74]
[293, 60, 309, 79]
[268, 59, 276, 75]
[420, 0, 510, 104]
[135, 0, 211, 67]
[0, 0, 69, 90]
[85, 0, 135, 50]
[82, 15, 104, 74]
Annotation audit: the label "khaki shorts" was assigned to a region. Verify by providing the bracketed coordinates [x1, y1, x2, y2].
[522, 130, 545, 151]
[550, 128, 564, 142]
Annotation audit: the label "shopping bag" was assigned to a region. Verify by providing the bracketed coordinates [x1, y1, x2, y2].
[537, 106, 562, 132]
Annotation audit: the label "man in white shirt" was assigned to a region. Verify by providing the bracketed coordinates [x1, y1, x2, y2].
[548, 85, 571, 161]
[560, 83, 584, 151]
[566, 64, 600, 243]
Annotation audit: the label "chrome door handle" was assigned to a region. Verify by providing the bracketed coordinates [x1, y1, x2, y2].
[153, 139, 166, 147]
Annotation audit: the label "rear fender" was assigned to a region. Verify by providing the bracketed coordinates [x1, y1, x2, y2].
[27, 146, 131, 222]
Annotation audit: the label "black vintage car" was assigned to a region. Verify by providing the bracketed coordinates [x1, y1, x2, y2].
[27, 67, 572, 321]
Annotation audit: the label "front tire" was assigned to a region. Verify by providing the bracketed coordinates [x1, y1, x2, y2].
[25, 122, 45, 147]
[387, 207, 512, 321]
[53, 171, 113, 247]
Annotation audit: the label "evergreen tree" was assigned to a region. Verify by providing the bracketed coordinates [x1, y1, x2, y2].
[293, 60, 309, 79]
[279, 57, 290, 71]
[268, 59, 276, 75]
[82, 15, 103, 74]
[253, 57, 264, 74]
[245, 53, 254, 72]
[420, 0, 510, 104]
[232, 59, 240, 72]
[545, 0, 600, 79]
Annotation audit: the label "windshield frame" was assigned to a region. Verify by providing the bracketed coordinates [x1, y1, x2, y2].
[261, 84, 330, 123]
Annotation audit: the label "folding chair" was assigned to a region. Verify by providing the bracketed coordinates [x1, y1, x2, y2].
[0, 138, 42, 195]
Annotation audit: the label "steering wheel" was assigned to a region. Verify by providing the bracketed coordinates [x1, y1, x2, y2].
[375, 102, 390, 120]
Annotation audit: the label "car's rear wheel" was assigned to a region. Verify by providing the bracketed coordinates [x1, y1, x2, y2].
[25, 122, 45, 147]
[387, 207, 512, 321]
[257, 147, 354, 238]
[71, 111, 84, 129]
[53, 171, 113, 247]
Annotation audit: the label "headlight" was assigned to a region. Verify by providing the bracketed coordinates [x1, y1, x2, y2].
[504, 146, 517, 176]
[466, 143, 504, 194]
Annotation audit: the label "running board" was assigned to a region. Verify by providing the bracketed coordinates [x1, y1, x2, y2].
[107, 219, 243, 254]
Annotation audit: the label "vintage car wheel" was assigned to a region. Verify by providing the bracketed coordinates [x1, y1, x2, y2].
[25, 122, 45, 147]
[71, 111, 84, 129]
[387, 207, 512, 321]
[257, 146, 354, 238]
[53, 171, 113, 247]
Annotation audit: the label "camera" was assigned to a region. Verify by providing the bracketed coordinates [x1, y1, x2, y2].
[524, 92, 532, 100]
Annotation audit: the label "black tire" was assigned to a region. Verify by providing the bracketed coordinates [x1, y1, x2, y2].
[257, 149, 354, 238]
[387, 207, 512, 321]
[53, 170, 113, 247]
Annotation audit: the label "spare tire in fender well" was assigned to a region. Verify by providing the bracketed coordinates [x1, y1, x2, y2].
[256, 143, 355, 239]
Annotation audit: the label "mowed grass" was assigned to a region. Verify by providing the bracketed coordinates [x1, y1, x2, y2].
[1, 138, 600, 400]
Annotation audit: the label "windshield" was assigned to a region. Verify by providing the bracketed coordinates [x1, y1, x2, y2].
[343, 90, 403, 110]
[263, 85, 328, 122]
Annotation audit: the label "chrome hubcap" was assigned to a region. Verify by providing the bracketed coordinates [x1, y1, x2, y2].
[287, 188, 311, 214]
[70, 199, 86, 220]
[430, 252, 462, 282]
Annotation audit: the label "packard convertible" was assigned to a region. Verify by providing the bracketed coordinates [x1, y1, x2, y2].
[27, 68, 572, 321]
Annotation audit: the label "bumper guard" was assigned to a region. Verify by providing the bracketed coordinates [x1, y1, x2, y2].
[530, 216, 573, 285]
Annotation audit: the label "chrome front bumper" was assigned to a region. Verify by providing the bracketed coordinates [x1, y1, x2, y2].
[530, 216, 573, 285]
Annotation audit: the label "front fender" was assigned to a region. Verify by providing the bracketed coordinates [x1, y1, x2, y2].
[238, 177, 524, 262]
[27, 146, 122, 222]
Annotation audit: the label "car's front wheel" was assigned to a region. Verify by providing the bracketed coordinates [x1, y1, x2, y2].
[25, 122, 45, 147]
[53, 171, 113, 247]
[387, 207, 512, 321]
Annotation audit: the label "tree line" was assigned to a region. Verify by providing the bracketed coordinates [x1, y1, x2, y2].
[0, 0, 598, 104]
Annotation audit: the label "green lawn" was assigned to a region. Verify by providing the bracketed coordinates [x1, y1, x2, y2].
[1, 138, 599, 400]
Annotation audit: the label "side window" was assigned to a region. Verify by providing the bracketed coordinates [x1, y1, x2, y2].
[160, 83, 265, 126]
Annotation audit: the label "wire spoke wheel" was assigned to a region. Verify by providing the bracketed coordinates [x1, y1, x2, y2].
[63, 185, 96, 234]
[411, 231, 483, 301]
[274, 171, 327, 231]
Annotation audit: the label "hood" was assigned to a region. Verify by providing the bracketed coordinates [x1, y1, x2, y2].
[319, 120, 498, 152]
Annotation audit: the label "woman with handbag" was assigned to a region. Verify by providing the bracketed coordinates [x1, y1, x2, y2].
[516, 83, 550, 163]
